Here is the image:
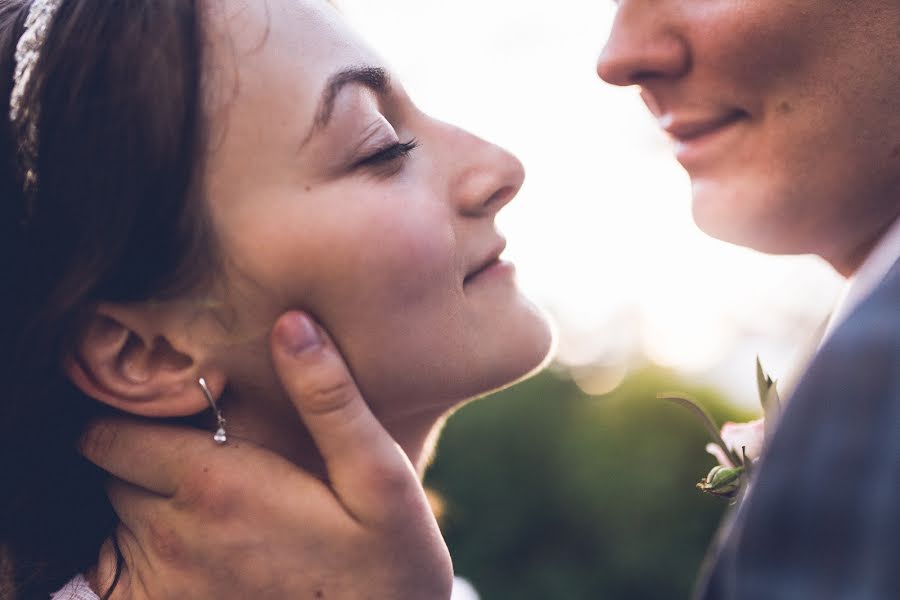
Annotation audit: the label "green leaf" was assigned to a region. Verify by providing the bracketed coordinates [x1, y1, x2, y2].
[756, 357, 781, 438]
[756, 356, 773, 409]
[658, 393, 742, 466]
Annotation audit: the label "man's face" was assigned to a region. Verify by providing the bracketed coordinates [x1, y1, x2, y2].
[597, 0, 900, 272]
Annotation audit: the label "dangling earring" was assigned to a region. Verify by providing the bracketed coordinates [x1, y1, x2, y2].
[198, 377, 227, 445]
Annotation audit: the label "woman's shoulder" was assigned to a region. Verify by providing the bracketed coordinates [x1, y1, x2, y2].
[50, 573, 99, 600]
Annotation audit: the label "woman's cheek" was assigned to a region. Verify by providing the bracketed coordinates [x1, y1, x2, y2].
[324, 217, 461, 407]
[357, 205, 458, 307]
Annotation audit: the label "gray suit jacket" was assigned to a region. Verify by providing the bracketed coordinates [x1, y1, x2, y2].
[695, 258, 900, 600]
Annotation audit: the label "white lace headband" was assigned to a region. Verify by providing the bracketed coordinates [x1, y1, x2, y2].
[9, 0, 64, 220]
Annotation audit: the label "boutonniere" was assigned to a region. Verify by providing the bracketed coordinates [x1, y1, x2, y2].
[659, 358, 781, 501]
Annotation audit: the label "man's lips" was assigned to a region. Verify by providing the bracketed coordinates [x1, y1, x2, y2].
[656, 109, 750, 167]
[660, 110, 748, 142]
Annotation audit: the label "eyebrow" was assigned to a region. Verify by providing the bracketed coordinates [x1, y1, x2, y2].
[303, 66, 391, 142]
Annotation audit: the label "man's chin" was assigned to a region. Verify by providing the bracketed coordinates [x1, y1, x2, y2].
[690, 180, 808, 255]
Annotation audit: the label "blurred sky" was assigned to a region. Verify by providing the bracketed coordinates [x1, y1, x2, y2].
[337, 0, 843, 407]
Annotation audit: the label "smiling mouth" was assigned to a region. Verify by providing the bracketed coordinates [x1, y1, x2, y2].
[464, 240, 509, 285]
[659, 109, 750, 167]
[464, 258, 501, 284]
[661, 110, 748, 143]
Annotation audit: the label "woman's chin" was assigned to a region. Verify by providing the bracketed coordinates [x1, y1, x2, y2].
[362, 304, 556, 421]
[469, 308, 557, 399]
[510, 315, 556, 380]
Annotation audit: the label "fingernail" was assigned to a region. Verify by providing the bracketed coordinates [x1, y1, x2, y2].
[277, 313, 323, 355]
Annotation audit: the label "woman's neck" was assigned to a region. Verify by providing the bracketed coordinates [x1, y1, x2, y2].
[223, 382, 448, 479]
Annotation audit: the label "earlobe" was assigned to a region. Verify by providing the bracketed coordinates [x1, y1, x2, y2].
[64, 306, 221, 418]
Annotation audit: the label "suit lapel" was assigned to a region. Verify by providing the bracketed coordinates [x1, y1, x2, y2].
[694, 256, 900, 600]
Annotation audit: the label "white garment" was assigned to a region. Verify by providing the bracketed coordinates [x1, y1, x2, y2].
[822, 215, 900, 345]
[451, 576, 481, 600]
[51, 574, 99, 600]
[781, 216, 900, 400]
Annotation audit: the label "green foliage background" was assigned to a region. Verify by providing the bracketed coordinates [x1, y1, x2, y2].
[425, 366, 754, 600]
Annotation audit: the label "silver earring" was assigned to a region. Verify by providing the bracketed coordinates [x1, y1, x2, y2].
[198, 377, 227, 445]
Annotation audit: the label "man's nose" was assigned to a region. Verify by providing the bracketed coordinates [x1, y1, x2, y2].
[596, 3, 689, 86]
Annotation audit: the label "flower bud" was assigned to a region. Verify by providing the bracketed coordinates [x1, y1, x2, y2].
[697, 465, 745, 499]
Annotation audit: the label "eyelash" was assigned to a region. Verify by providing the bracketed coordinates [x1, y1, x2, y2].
[356, 138, 419, 168]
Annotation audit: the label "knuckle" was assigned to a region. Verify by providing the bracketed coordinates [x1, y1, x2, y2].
[301, 376, 357, 416]
[174, 464, 242, 520]
[359, 457, 415, 499]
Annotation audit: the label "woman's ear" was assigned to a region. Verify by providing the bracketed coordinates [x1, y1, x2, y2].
[64, 303, 226, 418]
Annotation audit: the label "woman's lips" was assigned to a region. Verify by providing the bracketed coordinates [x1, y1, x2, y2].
[464, 258, 515, 285]
[464, 239, 510, 285]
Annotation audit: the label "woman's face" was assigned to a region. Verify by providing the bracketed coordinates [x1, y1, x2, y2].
[200, 0, 552, 421]
[597, 0, 900, 265]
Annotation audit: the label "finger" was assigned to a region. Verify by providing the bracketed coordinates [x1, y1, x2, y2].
[107, 472, 342, 569]
[83, 412, 343, 531]
[271, 311, 421, 522]
[80, 417, 210, 496]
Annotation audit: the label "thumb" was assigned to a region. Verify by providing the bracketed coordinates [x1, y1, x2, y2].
[270, 311, 420, 523]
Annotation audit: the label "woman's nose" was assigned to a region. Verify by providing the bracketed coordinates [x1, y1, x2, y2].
[596, 2, 689, 87]
[450, 131, 525, 218]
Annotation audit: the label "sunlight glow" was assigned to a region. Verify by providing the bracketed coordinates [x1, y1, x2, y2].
[338, 0, 842, 406]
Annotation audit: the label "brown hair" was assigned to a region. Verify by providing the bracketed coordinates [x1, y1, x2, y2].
[0, 1, 213, 597]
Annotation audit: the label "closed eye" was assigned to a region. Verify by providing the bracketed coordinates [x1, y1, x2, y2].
[355, 139, 419, 168]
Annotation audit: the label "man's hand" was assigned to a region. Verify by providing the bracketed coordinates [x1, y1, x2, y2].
[80, 311, 453, 600]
